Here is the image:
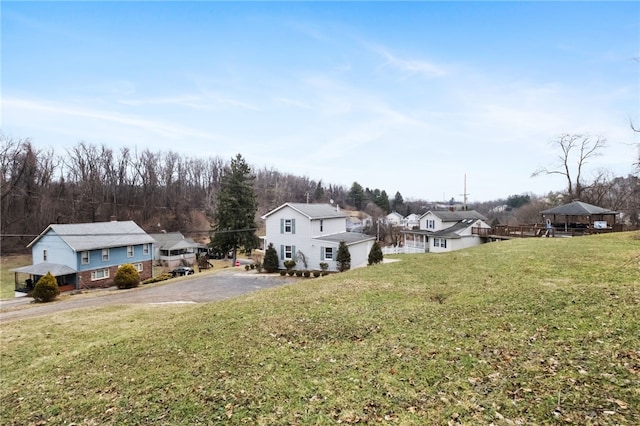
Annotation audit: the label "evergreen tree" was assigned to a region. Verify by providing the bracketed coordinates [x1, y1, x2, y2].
[377, 190, 391, 214]
[263, 243, 279, 273]
[348, 182, 365, 210]
[210, 154, 259, 263]
[391, 191, 404, 213]
[367, 241, 384, 265]
[114, 263, 140, 289]
[336, 241, 351, 272]
[32, 272, 60, 303]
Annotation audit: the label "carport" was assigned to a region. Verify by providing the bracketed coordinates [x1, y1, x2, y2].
[11, 262, 77, 292]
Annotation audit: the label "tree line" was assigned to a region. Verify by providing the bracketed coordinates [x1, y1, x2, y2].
[0, 136, 357, 253]
[2, 132, 638, 254]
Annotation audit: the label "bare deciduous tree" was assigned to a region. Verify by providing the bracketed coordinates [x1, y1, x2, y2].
[532, 134, 607, 201]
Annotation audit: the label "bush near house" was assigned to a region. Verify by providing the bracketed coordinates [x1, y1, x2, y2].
[114, 264, 140, 289]
[336, 241, 351, 272]
[368, 241, 384, 265]
[31, 272, 60, 303]
[262, 243, 279, 273]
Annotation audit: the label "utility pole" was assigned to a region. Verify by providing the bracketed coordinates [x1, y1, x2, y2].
[459, 173, 470, 210]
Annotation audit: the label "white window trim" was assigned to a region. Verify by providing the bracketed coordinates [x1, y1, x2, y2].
[134, 263, 143, 272]
[91, 268, 110, 281]
[81, 251, 90, 265]
[143, 244, 150, 255]
[102, 248, 110, 261]
[284, 245, 293, 260]
[127, 245, 134, 258]
[323, 247, 334, 261]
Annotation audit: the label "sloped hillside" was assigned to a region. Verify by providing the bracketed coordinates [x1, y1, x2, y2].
[1, 232, 638, 424]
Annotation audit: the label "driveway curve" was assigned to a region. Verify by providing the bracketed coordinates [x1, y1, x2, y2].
[0, 269, 296, 322]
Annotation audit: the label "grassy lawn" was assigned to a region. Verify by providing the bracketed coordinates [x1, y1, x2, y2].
[0, 254, 31, 300]
[1, 232, 638, 424]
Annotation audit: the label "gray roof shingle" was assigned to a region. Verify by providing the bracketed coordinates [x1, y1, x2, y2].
[263, 203, 346, 219]
[28, 221, 156, 252]
[540, 201, 618, 216]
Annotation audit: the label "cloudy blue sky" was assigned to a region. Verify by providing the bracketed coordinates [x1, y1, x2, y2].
[2, 1, 639, 202]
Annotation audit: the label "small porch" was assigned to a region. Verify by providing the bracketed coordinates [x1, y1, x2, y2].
[11, 262, 78, 293]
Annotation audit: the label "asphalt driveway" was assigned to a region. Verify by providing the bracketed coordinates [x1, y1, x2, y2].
[0, 269, 296, 322]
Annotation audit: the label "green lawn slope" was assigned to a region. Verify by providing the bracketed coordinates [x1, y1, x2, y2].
[1, 232, 638, 425]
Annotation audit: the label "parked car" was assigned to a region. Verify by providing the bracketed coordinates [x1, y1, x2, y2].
[171, 266, 195, 277]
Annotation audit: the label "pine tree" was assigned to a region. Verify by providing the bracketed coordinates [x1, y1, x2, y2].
[210, 154, 259, 263]
[336, 241, 351, 272]
[263, 243, 279, 273]
[368, 241, 384, 265]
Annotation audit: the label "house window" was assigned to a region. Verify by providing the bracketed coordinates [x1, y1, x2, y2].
[280, 246, 295, 260]
[281, 218, 295, 234]
[434, 238, 447, 248]
[323, 247, 334, 261]
[427, 220, 435, 229]
[91, 268, 110, 281]
[143, 244, 150, 255]
[134, 263, 143, 272]
[102, 248, 110, 261]
[43, 250, 47, 261]
[81, 251, 90, 264]
[127, 246, 134, 257]
[320, 220, 324, 232]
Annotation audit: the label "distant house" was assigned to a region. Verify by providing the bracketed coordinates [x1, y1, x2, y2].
[262, 203, 376, 271]
[13, 220, 155, 291]
[385, 211, 405, 227]
[403, 213, 421, 229]
[402, 210, 491, 253]
[149, 232, 208, 268]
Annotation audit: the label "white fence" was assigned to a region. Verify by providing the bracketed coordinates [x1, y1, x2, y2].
[382, 245, 426, 255]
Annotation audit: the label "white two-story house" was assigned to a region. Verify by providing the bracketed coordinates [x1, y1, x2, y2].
[262, 203, 376, 271]
[402, 210, 491, 253]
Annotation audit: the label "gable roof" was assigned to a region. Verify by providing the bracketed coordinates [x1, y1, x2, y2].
[540, 201, 618, 216]
[262, 203, 346, 220]
[149, 232, 204, 251]
[429, 220, 478, 239]
[28, 221, 156, 252]
[422, 210, 488, 222]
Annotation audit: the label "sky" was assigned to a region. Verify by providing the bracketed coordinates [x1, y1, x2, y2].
[2, 1, 639, 202]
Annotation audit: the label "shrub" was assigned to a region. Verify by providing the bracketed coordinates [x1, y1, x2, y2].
[319, 262, 329, 273]
[245, 265, 250, 271]
[368, 241, 384, 265]
[313, 270, 321, 277]
[283, 260, 296, 271]
[336, 241, 351, 272]
[295, 270, 303, 277]
[303, 270, 311, 278]
[263, 243, 279, 273]
[115, 264, 140, 289]
[142, 273, 172, 284]
[279, 270, 287, 276]
[287, 270, 295, 276]
[32, 272, 60, 303]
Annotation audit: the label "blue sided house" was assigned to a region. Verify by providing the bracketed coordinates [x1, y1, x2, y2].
[13, 220, 156, 291]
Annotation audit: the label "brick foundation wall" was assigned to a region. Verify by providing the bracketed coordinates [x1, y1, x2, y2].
[78, 260, 153, 290]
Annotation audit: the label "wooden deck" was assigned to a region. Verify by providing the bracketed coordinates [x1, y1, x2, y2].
[475, 224, 625, 240]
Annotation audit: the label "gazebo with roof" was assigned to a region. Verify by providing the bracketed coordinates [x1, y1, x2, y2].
[540, 201, 619, 233]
